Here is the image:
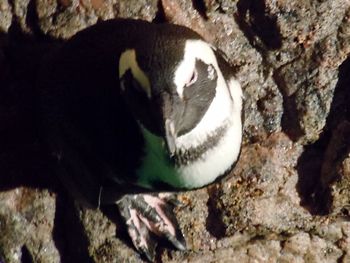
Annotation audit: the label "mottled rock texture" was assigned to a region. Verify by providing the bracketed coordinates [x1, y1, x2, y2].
[1, 0, 350, 262]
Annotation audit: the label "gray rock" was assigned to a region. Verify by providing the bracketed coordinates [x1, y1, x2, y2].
[35, 0, 158, 39]
[0, 189, 59, 263]
[0, 0, 350, 262]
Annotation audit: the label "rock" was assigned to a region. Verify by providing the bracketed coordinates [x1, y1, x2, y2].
[1, 0, 350, 262]
[116, 0, 158, 21]
[36, 0, 100, 39]
[0, 0, 12, 33]
[35, 0, 158, 39]
[0, 188, 59, 263]
[318, 122, 350, 214]
[78, 205, 143, 263]
[268, 1, 350, 144]
[220, 133, 308, 235]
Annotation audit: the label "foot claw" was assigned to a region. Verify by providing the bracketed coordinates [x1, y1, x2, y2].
[159, 193, 184, 207]
[117, 193, 186, 259]
[165, 231, 186, 251]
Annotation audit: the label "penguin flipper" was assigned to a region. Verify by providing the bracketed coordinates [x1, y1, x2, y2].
[47, 125, 186, 260]
[116, 193, 186, 261]
[47, 122, 123, 208]
[49, 142, 97, 208]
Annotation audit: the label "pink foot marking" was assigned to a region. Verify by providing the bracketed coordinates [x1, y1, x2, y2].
[117, 193, 186, 261]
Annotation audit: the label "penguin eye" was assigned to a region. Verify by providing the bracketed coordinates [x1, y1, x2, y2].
[185, 69, 198, 87]
[207, 64, 215, 80]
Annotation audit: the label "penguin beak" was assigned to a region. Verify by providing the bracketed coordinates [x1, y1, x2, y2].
[165, 119, 177, 156]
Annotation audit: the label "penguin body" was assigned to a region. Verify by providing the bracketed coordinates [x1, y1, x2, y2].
[38, 19, 243, 260]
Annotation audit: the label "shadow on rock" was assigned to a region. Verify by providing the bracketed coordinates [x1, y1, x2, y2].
[0, 23, 94, 262]
[205, 184, 226, 239]
[0, 22, 60, 192]
[236, 0, 282, 51]
[296, 57, 350, 215]
[53, 194, 94, 263]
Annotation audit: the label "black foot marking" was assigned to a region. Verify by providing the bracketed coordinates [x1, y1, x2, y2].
[116, 193, 186, 261]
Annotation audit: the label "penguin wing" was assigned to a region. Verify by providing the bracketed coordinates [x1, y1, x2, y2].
[37, 21, 149, 206]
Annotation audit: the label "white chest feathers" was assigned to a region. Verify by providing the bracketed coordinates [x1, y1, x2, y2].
[136, 78, 243, 190]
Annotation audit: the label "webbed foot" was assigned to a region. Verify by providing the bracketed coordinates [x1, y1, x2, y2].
[116, 193, 186, 261]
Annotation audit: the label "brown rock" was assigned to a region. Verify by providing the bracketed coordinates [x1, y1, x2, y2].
[0, 0, 12, 32]
[0, 188, 59, 263]
[1, 0, 350, 262]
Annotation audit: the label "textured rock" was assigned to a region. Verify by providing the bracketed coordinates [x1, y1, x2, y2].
[0, 0, 12, 32]
[0, 0, 350, 262]
[35, 0, 158, 39]
[0, 188, 59, 263]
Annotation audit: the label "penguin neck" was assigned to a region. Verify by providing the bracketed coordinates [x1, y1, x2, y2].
[136, 105, 239, 190]
[135, 82, 237, 190]
[172, 120, 230, 166]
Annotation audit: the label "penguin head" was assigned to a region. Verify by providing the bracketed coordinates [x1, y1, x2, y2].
[118, 35, 233, 157]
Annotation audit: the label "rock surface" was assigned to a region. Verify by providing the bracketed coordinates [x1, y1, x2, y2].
[0, 0, 350, 262]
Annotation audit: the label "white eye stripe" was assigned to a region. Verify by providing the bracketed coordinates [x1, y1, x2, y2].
[174, 40, 219, 98]
[119, 49, 151, 98]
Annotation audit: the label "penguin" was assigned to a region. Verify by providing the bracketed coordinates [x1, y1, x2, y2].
[37, 18, 243, 261]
